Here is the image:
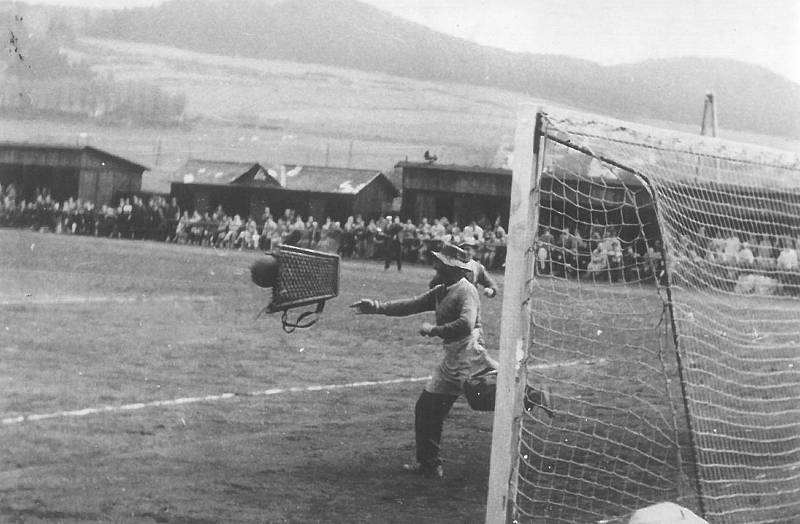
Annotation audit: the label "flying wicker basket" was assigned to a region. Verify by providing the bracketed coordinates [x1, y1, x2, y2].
[251, 245, 340, 332]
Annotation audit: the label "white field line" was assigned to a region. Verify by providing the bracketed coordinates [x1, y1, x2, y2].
[2, 377, 432, 426]
[530, 358, 607, 370]
[1, 359, 603, 426]
[0, 295, 217, 306]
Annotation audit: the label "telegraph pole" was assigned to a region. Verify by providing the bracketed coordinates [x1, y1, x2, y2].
[700, 91, 718, 137]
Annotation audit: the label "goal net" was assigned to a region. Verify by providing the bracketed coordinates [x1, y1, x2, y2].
[487, 106, 800, 524]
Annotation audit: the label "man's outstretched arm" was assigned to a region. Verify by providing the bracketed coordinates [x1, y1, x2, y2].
[350, 286, 440, 317]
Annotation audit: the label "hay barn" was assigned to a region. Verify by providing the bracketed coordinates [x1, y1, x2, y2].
[0, 143, 148, 206]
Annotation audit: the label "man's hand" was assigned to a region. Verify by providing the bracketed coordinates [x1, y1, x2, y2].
[419, 322, 435, 337]
[484, 287, 497, 298]
[349, 299, 379, 314]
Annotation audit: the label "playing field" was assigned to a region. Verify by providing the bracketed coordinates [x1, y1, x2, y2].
[3, 229, 795, 523]
[0, 229, 502, 524]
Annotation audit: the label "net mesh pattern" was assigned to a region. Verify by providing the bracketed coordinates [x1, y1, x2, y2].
[270, 246, 339, 311]
[511, 110, 800, 524]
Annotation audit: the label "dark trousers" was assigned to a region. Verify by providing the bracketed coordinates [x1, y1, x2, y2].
[415, 390, 458, 467]
[384, 240, 402, 270]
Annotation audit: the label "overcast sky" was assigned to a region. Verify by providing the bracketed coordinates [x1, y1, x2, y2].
[19, 0, 800, 85]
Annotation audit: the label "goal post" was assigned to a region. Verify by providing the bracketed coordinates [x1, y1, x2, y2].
[486, 106, 544, 523]
[485, 104, 800, 524]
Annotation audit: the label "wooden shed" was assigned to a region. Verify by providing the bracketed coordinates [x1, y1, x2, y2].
[170, 161, 397, 222]
[397, 161, 512, 227]
[0, 143, 148, 206]
[265, 164, 398, 222]
[172, 159, 282, 219]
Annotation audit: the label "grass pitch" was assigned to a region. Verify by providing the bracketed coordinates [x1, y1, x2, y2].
[4, 229, 793, 523]
[0, 229, 501, 523]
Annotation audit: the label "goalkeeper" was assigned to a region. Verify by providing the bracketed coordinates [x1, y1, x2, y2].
[429, 238, 498, 297]
[350, 243, 498, 478]
[432, 239, 554, 421]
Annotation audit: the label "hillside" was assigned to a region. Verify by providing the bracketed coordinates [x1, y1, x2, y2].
[85, 0, 800, 138]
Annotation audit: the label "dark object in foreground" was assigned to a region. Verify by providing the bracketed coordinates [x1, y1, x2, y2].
[524, 385, 555, 419]
[463, 368, 555, 419]
[463, 367, 498, 411]
[250, 245, 340, 332]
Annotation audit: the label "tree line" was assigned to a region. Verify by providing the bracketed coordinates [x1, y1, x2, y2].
[1, 8, 186, 126]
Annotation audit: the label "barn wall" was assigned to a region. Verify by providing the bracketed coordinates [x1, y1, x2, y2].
[79, 170, 99, 204]
[401, 189, 436, 224]
[248, 190, 271, 222]
[352, 180, 395, 220]
[0, 148, 83, 168]
[402, 169, 511, 197]
[0, 147, 144, 207]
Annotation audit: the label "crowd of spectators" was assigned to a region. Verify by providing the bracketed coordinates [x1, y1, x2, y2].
[532, 220, 800, 295]
[672, 226, 800, 295]
[0, 184, 180, 241]
[533, 224, 665, 284]
[0, 184, 508, 270]
[219, 209, 509, 271]
[5, 183, 795, 294]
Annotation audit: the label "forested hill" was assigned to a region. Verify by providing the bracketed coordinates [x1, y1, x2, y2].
[86, 0, 800, 138]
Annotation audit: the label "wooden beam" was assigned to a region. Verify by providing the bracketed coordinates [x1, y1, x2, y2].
[485, 105, 543, 524]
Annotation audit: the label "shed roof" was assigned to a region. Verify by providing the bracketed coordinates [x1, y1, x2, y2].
[177, 159, 279, 186]
[395, 161, 511, 177]
[268, 165, 397, 195]
[84, 146, 150, 172]
[0, 142, 149, 172]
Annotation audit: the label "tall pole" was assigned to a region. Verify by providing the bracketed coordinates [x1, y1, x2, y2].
[347, 140, 353, 168]
[700, 92, 717, 137]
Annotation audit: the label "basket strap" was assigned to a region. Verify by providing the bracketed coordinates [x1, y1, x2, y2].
[280, 301, 326, 333]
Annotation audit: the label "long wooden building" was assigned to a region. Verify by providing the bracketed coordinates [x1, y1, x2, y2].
[396, 161, 512, 227]
[0, 143, 148, 206]
[171, 160, 398, 222]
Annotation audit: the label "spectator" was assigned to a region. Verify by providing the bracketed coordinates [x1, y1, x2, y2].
[457, 239, 499, 298]
[262, 214, 278, 251]
[384, 215, 404, 271]
[603, 228, 623, 282]
[736, 239, 755, 268]
[461, 220, 484, 244]
[353, 215, 367, 258]
[480, 228, 498, 270]
[777, 237, 799, 270]
[365, 219, 379, 258]
[402, 219, 419, 262]
[756, 235, 776, 268]
[535, 227, 552, 275]
[418, 217, 432, 239]
[722, 229, 741, 265]
[340, 216, 356, 258]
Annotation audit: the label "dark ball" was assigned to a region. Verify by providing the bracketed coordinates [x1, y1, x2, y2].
[250, 255, 279, 288]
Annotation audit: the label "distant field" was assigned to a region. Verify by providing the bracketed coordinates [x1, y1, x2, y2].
[60, 37, 530, 188]
[4, 38, 798, 196]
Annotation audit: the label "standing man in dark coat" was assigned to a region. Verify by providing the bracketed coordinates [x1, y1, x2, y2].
[384, 215, 404, 271]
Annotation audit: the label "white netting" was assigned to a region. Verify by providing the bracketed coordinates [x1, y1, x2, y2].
[510, 110, 800, 524]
